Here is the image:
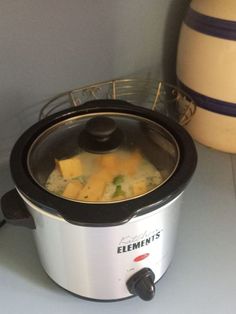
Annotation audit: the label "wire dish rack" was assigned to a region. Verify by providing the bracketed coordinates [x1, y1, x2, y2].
[39, 79, 196, 126]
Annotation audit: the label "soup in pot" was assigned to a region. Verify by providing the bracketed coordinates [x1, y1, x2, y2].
[45, 150, 163, 202]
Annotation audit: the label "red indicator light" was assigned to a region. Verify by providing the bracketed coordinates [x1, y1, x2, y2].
[134, 253, 150, 262]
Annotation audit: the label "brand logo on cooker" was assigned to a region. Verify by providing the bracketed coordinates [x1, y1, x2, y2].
[117, 229, 162, 254]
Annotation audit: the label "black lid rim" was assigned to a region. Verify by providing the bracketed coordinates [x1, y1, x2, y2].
[10, 100, 197, 226]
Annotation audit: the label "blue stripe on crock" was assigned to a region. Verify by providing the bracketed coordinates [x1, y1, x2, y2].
[184, 7, 236, 40]
[177, 80, 236, 117]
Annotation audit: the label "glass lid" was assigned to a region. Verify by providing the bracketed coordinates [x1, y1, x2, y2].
[28, 112, 180, 203]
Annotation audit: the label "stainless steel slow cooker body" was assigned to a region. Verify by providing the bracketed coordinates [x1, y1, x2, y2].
[1, 100, 197, 301]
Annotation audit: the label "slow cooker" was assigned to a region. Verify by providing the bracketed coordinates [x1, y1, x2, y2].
[1, 99, 197, 301]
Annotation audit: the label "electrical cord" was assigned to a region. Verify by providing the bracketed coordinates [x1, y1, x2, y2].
[0, 220, 6, 228]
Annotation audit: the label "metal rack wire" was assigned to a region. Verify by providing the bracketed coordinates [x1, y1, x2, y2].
[39, 79, 196, 126]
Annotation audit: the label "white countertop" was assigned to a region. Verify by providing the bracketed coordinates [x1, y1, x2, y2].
[0, 143, 236, 314]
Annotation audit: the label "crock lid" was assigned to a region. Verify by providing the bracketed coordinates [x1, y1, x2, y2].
[10, 100, 197, 226]
[27, 107, 179, 203]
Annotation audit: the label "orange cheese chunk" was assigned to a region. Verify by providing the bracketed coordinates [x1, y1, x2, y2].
[56, 157, 82, 179]
[62, 181, 83, 199]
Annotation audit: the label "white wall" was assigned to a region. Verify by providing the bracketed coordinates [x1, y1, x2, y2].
[0, 0, 190, 162]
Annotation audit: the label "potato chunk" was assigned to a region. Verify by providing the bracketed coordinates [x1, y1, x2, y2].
[100, 153, 120, 176]
[62, 181, 83, 199]
[122, 150, 142, 175]
[132, 179, 147, 196]
[77, 169, 112, 201]
[56, 157, 82, 179]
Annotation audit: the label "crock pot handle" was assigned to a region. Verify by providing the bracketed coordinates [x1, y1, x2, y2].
[1, 189, 36, 229]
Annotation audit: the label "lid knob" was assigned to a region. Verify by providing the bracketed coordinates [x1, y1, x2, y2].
[86, 117, 117, 142]
[78, 116, 124, 153]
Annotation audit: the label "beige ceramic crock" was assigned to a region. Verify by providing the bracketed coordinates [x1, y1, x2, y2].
[177, 0, 236, 153]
